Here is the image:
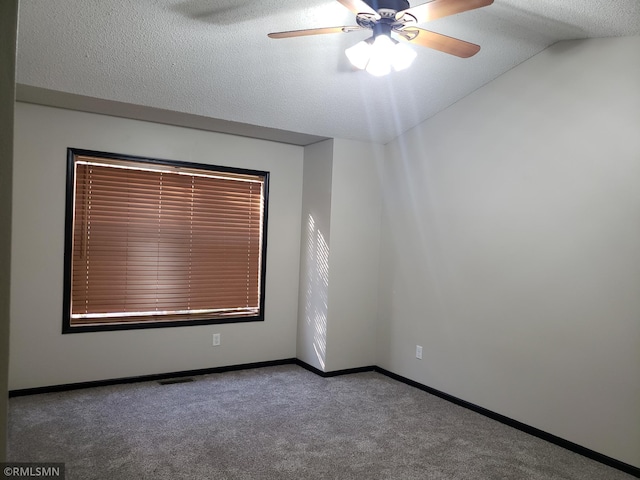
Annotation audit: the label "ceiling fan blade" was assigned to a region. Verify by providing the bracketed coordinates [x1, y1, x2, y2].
[336, 0, 378, 16]
[399, 27, 480, 58]
[397, 0, 493, 23]
[268, 26, 362, 39]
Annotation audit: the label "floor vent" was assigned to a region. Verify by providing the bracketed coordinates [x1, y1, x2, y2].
[158, 377, 194, 385]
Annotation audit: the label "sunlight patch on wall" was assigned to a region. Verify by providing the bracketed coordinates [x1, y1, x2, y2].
[302, 214, 329, 370]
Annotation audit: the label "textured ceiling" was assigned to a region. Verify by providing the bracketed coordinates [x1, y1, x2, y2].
[16, 0, 640, 144]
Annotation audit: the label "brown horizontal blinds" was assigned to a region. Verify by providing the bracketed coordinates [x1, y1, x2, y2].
[70, 156, 264, 326]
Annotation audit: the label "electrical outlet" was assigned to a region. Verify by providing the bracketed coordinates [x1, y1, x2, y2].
[212, 333, 221, 346]
[416, 345, 423, 360]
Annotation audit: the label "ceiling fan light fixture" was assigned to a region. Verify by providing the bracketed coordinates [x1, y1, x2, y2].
[391, 41, 417, 71]
[345, 39, 372, 70]
[365, 34, 394, 76]
[371, 33, 395, 57]
[365, 55, 391, 76]
[346, 33, 416, 76]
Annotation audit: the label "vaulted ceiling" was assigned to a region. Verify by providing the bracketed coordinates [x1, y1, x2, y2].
[16, 0, 640, 144]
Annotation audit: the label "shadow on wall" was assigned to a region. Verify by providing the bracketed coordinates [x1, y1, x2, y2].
[303, 214, 329, 370]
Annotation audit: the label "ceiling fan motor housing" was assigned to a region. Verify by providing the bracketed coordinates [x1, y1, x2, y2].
[357, 0, 412, 32]
[363, 0, 410, 13]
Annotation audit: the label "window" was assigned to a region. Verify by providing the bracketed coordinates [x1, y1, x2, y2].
[63, 149, 269, 333]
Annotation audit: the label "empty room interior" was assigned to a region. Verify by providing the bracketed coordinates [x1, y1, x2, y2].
[1, 0, 639, 477]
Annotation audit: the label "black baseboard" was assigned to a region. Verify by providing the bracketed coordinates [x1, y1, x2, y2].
[8, 358, 372, 397]
[8, 359, 638, 477]
[374, 366, 640, 478]
[295, 359, 375, 377]
[8, 358, 297, 397]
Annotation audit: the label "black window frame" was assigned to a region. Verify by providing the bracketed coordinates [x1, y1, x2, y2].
[62, 148, 269, 334]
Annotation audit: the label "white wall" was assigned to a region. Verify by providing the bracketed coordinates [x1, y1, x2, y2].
[0, 0, 18, 461]
[297, 138, 382, 372]
[379, 37, 640, 467]
[297, 139, 334, 371]
[324, 139, 382, 371]
[10, 103, 304, 390]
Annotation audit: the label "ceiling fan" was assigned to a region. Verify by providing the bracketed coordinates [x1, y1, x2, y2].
[268, 0, 494, 76]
